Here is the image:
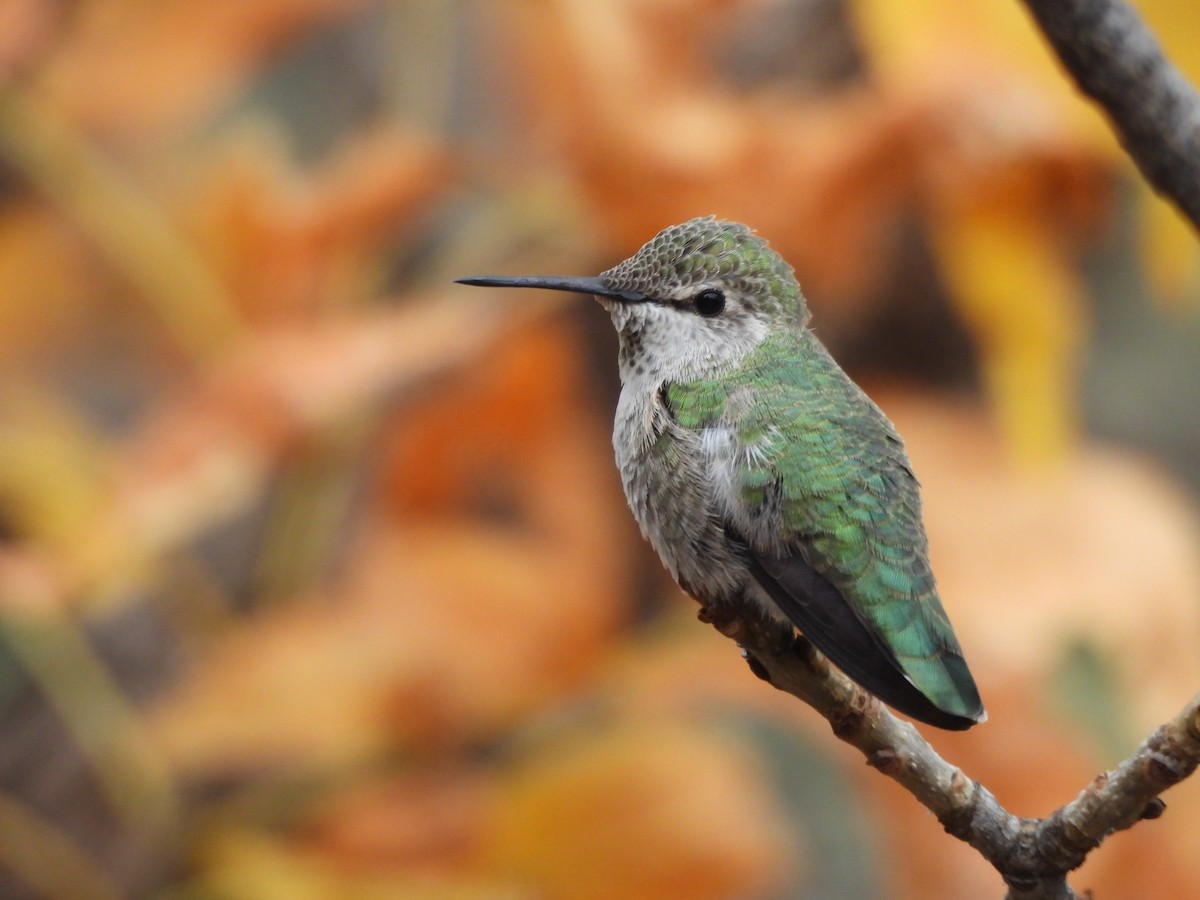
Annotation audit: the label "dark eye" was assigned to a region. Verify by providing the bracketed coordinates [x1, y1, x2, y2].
[694, 289, 725, 317]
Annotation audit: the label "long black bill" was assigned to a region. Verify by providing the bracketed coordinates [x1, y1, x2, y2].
[455, 275, 647, 304]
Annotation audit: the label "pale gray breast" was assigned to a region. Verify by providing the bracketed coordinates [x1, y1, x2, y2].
[611, 381, 750, 602]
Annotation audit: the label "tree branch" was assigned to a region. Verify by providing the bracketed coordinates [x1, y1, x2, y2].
[699, 605, 1200, 898]
[1017, 0, 1200, 231]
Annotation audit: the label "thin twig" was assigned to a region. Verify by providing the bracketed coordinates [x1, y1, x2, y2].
[701, 605, 1200, 897]
[1018, 0, 1200, 231]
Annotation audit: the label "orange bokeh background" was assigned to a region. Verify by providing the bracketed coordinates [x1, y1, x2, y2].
[1, 2, 1199, 898]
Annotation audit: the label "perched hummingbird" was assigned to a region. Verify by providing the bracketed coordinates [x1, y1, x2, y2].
[458, 217, 984, 730]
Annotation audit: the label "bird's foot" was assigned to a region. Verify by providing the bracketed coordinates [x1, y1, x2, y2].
[697, 603, 744, 640]
[698, 604, 797, 684]
[741, 647, 772, 683]
[767, 622, 798, 656]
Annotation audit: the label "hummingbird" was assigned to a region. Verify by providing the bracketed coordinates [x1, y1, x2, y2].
[457, 217, 984, 730]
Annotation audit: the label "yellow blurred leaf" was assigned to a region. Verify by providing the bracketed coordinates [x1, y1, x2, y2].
[0, 389, 114, 549]
[481, 720, 795, 900]
[147, 596, 401, 772]
[190, 827, 519, 900]
[301, 769, 488, 874]
[0, 206, 95, 363]
[850, 0, 1115, 153]
[928, 186, 1086, 461]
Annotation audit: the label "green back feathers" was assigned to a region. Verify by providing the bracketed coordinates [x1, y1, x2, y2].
[666, 330, 980, 718]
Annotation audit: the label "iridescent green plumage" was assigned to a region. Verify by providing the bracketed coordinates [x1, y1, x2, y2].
[458, 216, 984, 729]
[665, 329, 981, 722]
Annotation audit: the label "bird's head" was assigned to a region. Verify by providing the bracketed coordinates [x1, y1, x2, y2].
[458, 217, 807, 381]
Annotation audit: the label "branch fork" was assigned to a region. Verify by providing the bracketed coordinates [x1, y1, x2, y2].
[699, 603, 1200, 898]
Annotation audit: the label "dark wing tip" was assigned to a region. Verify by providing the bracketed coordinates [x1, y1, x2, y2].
[745, 552, 985, 731]
[936, 654, 987, 727]
[914, 699, 986, 731]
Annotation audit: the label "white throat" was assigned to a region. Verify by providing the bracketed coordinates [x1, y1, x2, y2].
[605, 300, 770, 389]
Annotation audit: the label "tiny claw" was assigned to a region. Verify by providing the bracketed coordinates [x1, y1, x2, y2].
[1140, 798, 1167, 820]
[770, 625, 798, 655]
[743, 650, 772, 683]
[698, 604, 745, 640]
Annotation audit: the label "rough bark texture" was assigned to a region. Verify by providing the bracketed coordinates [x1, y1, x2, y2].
[1019, 0, 1200, 230]
[701, 605, 1200, 898]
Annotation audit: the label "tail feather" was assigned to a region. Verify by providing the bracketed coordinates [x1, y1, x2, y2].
[745, 551, 984, 730]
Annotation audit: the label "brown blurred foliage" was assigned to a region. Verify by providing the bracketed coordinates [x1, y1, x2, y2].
[0, 1, 1199, 898]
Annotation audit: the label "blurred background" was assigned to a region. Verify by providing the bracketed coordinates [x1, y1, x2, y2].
[1, 0, 1200, 897]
